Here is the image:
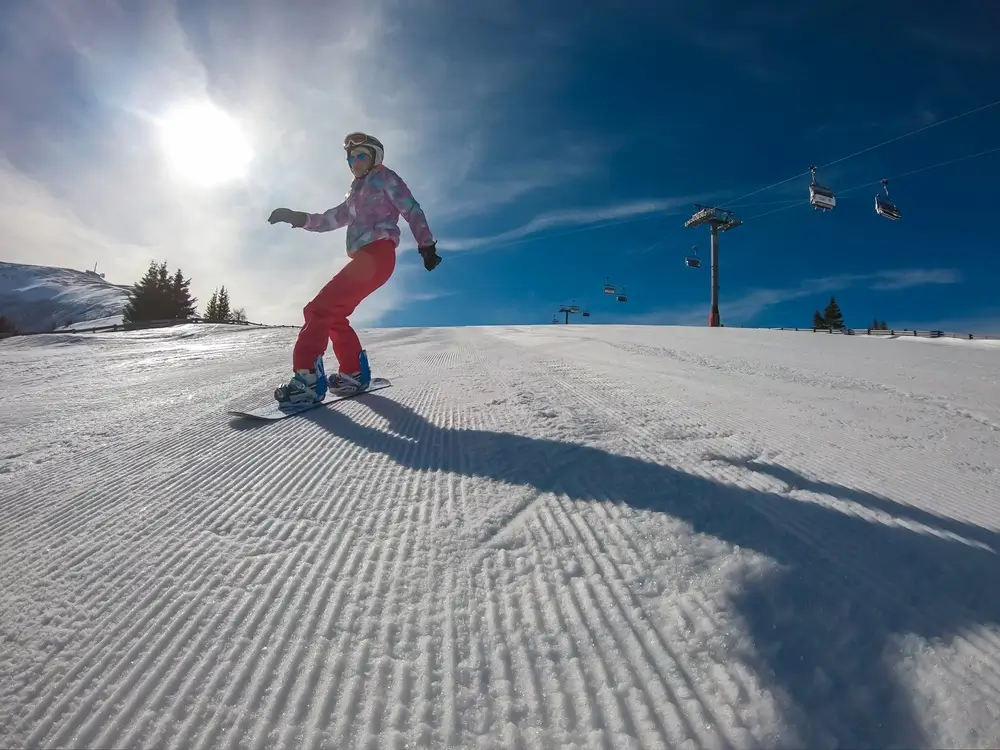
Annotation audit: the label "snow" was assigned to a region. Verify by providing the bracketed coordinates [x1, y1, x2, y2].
[1, 323, 999, 749]
[0, 261, 130, 332]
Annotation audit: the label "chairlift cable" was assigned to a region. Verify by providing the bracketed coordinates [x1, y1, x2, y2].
[835, 145, 1000, 196]
[741, 143, 1000, 222]
[726, 198, 807, 209]
[819, 99, 1000, 171]
[721, 95, 1000, 207]
[485, 212, 662, 252]
[490, 99, 1000, 273]
[742, 201, 809, 222]
[721, 170, 812, 207]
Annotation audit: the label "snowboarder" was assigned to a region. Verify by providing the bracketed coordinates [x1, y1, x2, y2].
[267, 132, 442, 405]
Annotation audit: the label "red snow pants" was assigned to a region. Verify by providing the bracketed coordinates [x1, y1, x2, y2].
[292, 238, 396, 374]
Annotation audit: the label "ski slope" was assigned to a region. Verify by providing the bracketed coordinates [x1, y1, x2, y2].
[1, 323, 999, 749]
[0, 261, 129, 333]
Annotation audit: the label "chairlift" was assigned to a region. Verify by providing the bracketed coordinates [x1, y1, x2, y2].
[808, 165, 836, 211]
[685, 245, 702, 269]
[874, 178, 901, 220]
[582, 309, 591, 317]
[603, 277, 616, 295]
[616, 287, 628, 303]
[551, 315, 559, 324]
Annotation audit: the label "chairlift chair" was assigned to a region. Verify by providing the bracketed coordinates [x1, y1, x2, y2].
[685, 245, 702, 268]
[603, 277, 616, 295]
[808, 166, 836, 211]
[874, 178, 901, 220]
[582, 309, 591, 317]
[616, 287, 628, 303]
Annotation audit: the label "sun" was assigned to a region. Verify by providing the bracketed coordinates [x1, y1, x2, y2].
[157, 102, 253, 186]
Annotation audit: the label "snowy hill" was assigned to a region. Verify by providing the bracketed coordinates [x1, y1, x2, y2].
[1, 324, 999, 749]
[0, 261, 131, 332]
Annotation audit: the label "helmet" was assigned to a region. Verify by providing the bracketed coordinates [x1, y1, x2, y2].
[343, 132, 384, 173]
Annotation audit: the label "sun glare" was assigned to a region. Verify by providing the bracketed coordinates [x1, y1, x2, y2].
[158, 102, 253, 186]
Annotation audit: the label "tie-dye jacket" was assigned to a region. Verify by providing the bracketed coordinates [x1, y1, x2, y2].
[302, 165, 435, 257]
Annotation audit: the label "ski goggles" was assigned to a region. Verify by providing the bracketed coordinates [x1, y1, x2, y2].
[347, 150, 370, 164]
[344, 132, 370, 150]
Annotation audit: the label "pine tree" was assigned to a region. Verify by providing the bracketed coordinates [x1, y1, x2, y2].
[123, 261, 164, 324]
[124, 261, 199, 323]
[155, 262, 172, 318]
[879, 320, 888, 330]
[171, 269, 197, 319]
[204, 290, 220, 321]
[823, 296, 845, 330]
[812, 310, 827, 329]
[217, 286, 231, 321]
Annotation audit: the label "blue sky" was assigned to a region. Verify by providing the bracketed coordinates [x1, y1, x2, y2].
[2, 0, 999, 333]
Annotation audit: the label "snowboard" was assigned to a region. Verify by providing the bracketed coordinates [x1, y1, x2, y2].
[228, 377, 392, 420]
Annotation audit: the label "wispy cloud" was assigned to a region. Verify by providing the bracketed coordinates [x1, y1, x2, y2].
[441, 195, 708, 252]
[650, 1, 835, 83]
[0, 0, 600, 325]
[607, 267, 962, 327]
[869, 268, 961, 291]
[898, 311, 1000, 337]
[904, 25, 995, 63]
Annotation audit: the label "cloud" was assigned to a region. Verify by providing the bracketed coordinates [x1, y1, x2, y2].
[608, 267, 962, 327]
[648, 1, 835, 83]
[0, 0, 601, 326]
[440, 195, 708, 252]
[868, 268, 961, 291]
[904, 26, 995, 63]
[897, 310, 1000, 337]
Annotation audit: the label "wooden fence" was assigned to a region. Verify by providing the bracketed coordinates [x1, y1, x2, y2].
[769, 327, 1000, 341]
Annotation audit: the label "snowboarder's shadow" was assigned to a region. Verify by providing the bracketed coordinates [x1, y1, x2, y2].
[309, 393, 1000, 749]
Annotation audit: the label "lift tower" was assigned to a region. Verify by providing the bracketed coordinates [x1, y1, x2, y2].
[557, 303, 580, 325]
[684, 205, 742, 327]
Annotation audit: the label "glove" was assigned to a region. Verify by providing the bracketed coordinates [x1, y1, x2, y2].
[418, 243, 442, 271]
[267, 208, 308, 228]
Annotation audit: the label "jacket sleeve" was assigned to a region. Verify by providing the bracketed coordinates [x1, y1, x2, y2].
[302, 203, 349, 232]
[381, 168, 435, 247]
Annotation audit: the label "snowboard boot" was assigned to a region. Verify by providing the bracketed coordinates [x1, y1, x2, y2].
[275, 355, 328, 405]
[328, 350, 372, 395]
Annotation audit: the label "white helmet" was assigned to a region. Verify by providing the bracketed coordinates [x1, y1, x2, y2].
[343, 131, 383, 174]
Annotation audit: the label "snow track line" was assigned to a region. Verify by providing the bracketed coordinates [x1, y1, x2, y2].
[207, 429, 405, 748]
[583, 496, 783, 737]
[596, 340, 1000, 531]
[323, 489, 406, 747]
[181, 477, 380, 745]
[458, 341, 775, 745]
[0, 367, 279, 524]
[539, 358, 1000, 723]
[404, 402, 471, 746]
[555, 493, 751, 748]
[515, 511, 658, 746]
[6, 426, 356, 668]
[11, 402, 410, 748]
[538, 495, 735, 748]
[289, 389, 443, 749]
[308, 386, 445, 748]
[1, 407, 300, 575]
[6, 326, 999, 748]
